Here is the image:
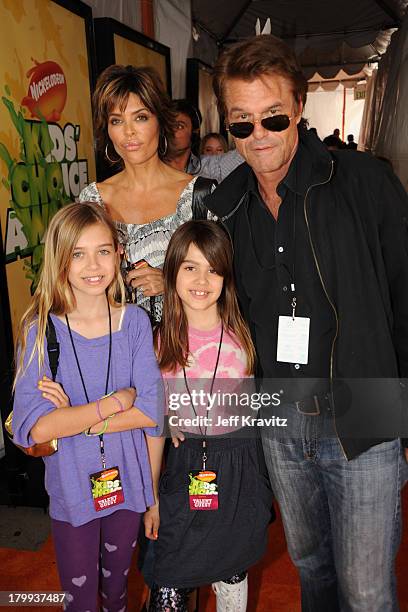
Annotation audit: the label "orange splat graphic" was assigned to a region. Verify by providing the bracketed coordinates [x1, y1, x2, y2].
[21, 59, 67, 122]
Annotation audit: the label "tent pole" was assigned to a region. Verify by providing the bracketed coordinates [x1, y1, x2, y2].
[141, 0, 154, 39]
[223, 24, 398, 45]
[342, 84, 346, 141]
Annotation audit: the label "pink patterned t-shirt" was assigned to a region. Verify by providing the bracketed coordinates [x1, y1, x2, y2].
[163, 323, 253, 435]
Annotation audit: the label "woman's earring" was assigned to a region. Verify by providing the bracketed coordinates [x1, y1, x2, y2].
[158, 133, 168, 157]
[105, 143, 120, 164]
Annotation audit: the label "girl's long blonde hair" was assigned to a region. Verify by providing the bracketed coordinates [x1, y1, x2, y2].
[155, 220, 256, 375]
[14, 201, 126, 384]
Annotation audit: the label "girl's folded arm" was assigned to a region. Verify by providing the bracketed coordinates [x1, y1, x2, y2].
[90, 405, 157, 434]
[30, 387, 135, 443]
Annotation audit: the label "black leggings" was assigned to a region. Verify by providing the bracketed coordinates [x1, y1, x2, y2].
[149, 572, 247, 611]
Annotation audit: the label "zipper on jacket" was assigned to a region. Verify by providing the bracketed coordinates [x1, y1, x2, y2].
[218, 193, 249, 257]
[303, 160, 347, 460]
[221, 193, 248, 222]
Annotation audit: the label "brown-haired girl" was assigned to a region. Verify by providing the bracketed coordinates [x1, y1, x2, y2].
[146, 220, 273, 611]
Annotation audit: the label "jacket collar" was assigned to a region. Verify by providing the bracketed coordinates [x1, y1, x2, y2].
[187, 152, 201, 175]
[206, 127, 334, 219]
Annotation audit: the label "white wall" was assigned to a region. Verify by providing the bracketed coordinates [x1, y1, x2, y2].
[304, 85, 366, 144]
[154, 0, 192, 98]
[81, 0, 141, 30]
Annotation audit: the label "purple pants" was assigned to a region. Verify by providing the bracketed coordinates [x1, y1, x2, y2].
[52, 510, 141, 612]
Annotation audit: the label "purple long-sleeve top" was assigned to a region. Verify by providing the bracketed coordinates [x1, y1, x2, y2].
[12, 305, 164, 527]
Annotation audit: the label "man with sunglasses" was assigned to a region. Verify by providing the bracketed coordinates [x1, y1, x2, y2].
[205, 34, 408, 612]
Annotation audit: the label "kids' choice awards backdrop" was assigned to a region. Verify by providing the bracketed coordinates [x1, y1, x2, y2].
[0, 0, 95, 342]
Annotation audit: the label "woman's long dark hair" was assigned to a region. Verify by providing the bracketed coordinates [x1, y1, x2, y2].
[155, 220, 256, 374]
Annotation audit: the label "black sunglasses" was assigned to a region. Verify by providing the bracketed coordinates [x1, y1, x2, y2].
[227, 114, 292, 139]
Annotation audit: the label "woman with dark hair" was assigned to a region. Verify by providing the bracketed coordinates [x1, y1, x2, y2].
[79, 65, 212, 323]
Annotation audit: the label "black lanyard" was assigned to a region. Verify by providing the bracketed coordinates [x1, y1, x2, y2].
[291, 194, 297, 319]
[65, 297, 112, 469]
[182, 325, 223, 470]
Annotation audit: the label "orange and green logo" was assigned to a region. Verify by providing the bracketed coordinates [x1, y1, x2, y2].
[21, 59, 67, 122]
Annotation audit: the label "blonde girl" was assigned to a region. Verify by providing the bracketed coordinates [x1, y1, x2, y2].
[12, 201, 164, 612]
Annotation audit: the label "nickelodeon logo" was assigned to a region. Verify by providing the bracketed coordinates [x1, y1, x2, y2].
[29, 73, 65, 102]
[21, 60, 67, 122]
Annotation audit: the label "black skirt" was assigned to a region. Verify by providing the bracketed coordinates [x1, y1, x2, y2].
[153, 433, 274, 588]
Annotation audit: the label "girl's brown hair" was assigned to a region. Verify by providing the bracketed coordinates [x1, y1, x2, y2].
[92, 64, 176, 163]
[14, 202, 125, 383]
[155, 220, 256, 375]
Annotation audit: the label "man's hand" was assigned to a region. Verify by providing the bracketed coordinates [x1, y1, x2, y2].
[404, 448, 408, 463]
[38, 376, 70, 408]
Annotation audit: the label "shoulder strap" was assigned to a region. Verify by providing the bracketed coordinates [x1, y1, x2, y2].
[192, 176, 218, 220]
[46, 315, 60, 382]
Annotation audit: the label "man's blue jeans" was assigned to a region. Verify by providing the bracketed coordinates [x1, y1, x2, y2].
[261, 404, 402, 612]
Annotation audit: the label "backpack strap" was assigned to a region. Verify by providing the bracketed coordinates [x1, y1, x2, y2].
[46, 315, 59, 382]
[192, 176, 218, 220]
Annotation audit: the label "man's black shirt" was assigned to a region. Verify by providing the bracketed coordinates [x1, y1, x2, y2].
[238, 142, 336, 390]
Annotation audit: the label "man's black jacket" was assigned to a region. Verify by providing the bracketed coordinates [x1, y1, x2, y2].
[205, 128, 408, 460]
